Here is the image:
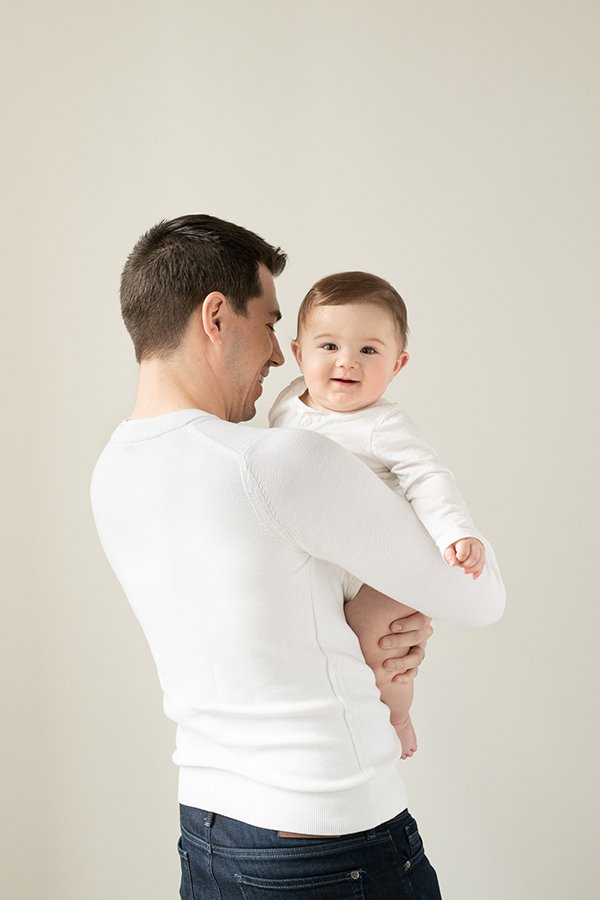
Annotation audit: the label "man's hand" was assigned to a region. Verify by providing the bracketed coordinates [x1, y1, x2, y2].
[444, 537, 486, 580]
[379, 611, 433, 684]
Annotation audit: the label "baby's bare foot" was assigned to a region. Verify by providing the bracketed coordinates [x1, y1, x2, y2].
[393, 715, 417, 760]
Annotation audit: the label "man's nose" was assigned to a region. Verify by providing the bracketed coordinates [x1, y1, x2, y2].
[270, 333, 284, 367]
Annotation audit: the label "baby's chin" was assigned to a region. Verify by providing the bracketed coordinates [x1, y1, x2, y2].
[330, 400, 376, 413]
[308, 391, 380, 414]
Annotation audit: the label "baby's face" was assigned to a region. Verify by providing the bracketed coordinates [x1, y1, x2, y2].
[292, 303, 408, 412]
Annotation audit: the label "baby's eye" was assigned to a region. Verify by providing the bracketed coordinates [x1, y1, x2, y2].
[321, 343, 338, 351]
[361, 346, 377, 355]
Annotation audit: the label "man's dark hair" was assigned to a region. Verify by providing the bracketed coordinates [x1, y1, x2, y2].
[120, 214, 287, 362]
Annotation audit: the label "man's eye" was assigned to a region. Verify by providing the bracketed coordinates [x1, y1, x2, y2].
[267, 324, 276, 332]
[322, 343, 337, 351]
[361, 346, 377, 354]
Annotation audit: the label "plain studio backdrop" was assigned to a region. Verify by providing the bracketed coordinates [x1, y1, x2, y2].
[2, 2, 598, 898]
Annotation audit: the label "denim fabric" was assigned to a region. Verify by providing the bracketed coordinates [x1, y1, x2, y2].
[178, 804, 442, 899]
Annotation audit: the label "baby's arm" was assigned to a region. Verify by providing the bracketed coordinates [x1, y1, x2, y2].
[345, 584, 424, 759]
[371, 409, 486, 575]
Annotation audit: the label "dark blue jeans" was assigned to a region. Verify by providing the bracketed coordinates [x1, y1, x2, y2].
[178, 804, 442, 899]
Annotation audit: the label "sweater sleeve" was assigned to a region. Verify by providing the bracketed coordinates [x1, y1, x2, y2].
[370, 408, 484, 554]
[244, 428, 505, 627]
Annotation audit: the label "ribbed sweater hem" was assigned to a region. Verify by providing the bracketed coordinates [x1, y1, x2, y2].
[178, 760, 409, 835]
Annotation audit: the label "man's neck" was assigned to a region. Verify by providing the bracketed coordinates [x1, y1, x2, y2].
[129, 357, 225, 420]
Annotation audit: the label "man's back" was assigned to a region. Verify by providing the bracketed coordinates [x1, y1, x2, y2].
[91, 410, 409, 834]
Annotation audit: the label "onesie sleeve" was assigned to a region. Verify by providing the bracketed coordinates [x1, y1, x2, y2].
[268, 377, 305, 428]
[371, 408, 484, 554]
[267, 392, 286, 428]
[244, 428, 505, 627]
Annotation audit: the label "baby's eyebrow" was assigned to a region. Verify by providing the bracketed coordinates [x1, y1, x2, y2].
[311, 333, 387, 345]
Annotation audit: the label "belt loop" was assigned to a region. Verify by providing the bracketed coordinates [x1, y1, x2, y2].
[203, 811, 215, 829]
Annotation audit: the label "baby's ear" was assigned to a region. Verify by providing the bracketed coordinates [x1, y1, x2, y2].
[393, 351, 410, 377]
[291, 339, 303, 369]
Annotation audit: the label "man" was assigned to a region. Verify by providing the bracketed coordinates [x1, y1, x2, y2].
[91, 214, 505, 899]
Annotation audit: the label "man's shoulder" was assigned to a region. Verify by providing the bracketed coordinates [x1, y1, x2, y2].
[182, 413, 336, 467]
[243, 421, 357, 497]
[247, 419, 339, 462]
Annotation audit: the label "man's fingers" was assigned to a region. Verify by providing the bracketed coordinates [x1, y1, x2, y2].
[389, 611, 432, 634]
[379, 612, 432, 680]
[379, 627, 432, 650]
[383, 644, 425, 670]
[388, 646, 426, 682]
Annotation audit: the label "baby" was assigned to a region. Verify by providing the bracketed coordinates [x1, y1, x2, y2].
[269, 272, 485, 759]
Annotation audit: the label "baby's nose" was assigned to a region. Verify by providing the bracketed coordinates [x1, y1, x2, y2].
[336, 351, 358, 368]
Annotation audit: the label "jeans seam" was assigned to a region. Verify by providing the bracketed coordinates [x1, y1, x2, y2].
[177, 841, 195, 900]
[181, 823, 211, 852]
[206, 819, 223, 900]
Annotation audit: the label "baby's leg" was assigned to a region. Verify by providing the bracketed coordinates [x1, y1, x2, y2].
[345, 585, 418, 759]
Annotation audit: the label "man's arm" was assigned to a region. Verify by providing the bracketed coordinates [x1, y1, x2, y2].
[246, 428, 506, 627]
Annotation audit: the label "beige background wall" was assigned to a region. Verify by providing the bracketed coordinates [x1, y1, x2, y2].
[2, 1, 599, 898]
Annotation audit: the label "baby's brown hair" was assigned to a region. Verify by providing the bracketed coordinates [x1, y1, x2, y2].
[297, 272, 409, 347]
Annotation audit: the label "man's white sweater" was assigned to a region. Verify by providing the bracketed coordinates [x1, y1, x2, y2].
[91, 409, 505, 834]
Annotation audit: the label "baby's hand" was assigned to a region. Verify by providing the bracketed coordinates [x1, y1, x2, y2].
[444, 538, 486, 580]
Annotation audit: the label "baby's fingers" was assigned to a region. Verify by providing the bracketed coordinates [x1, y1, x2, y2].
[454, 539, 474, 563]
[469, 558, 486, 580]
[448, 539, 486, 574]
[444, 545, 459, 566]
[460, 540, 485, 568]
[460, 547, 480, 569]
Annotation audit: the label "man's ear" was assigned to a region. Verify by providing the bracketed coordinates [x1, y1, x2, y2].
[291, 339, 303, 370]
[201, 292, 226, 344]
[392, 351, 410, 377]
